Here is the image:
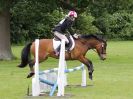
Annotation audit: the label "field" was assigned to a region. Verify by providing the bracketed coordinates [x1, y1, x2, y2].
[0, 41, 133, 99]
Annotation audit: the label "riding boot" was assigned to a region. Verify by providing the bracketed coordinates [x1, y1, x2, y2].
[65, 43, 71, 53]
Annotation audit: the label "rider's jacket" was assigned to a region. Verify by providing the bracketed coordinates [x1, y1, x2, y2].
[53, 17, 74, 35]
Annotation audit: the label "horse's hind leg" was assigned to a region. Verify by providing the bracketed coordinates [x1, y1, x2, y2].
[27, 55, 48, 78]
[27, 60, 35, 78]
[79, 56, 94, 80]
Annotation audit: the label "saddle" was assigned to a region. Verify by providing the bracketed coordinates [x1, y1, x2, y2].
[53, 35, 75, 51]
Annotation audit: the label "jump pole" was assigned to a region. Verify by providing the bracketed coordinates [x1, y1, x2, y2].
[31, 39, 86, 96]
[39, 64, 86, 87]
[57, 39, 65, 96]
[32, 39, 40, 96]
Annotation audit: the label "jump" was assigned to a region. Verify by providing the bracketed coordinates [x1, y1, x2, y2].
[18, 34, 107, 80]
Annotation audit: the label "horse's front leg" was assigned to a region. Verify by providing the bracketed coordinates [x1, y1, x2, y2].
[79, 56, 94, 80]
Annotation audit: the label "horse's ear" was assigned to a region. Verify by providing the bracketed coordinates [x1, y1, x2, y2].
[100, 34, 107, 42]
[103, 35, 107, 42]
[96, 34, 104, 40]
[102, 37, 107, 42]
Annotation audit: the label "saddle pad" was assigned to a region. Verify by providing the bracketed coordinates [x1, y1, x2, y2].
[53, 36, 75, 51]
[53, 39, 61, 50]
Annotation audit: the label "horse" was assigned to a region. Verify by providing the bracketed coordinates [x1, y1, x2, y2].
[18, 34, 107, 80]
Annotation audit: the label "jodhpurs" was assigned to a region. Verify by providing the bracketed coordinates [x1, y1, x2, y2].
[54, 31, 69, 44]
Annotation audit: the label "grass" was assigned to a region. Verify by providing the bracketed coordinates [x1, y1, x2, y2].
[0, 41, 133, 99]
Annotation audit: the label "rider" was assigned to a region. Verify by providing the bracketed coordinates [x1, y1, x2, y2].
[52, 10, 79, 56]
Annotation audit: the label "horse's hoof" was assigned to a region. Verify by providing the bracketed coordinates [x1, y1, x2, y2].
[27, 72, 35, 78]
[89, 75, 93, 80]
[89, 76, 93, 80]
[17, 64, 25, 68]
[89, 73, 93, 80]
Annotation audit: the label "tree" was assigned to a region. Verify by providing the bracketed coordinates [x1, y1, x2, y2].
[0, 0, 13, 60]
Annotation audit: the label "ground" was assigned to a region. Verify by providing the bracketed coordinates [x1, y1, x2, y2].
[0, 41, 133, 99]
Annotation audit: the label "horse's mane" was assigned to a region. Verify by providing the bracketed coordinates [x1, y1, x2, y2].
[80, 34, 106, 42]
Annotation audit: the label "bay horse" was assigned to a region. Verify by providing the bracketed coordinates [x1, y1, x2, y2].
[18, 34, 107, 80]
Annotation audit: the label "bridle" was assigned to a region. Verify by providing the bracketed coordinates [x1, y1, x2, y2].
[101, 42, 105, 54]
[92, 42, 105, 55]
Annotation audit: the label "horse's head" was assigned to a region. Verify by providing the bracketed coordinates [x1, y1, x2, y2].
[80, 34, 107, 60]
[95, 40, 107, 60]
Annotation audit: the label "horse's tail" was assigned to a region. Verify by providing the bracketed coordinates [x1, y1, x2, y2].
[18, 42, 32, 68]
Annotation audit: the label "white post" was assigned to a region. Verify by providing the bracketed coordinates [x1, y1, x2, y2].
[64, 60, 68, 86]
[81, 64, 87, 87]
[57, 39, 65, 96]
[32, 39, 40, 96]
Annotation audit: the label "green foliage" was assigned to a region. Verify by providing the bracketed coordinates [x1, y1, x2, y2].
[10, 0, 61, 44]
[93, 12, 133, 39]
[86, 0, 133, 40]
[88, 0, 133, 17]
[9, 0, 133, 44]
[0, 0, 9, 12]
[95, 12, 133, 39]
[76, 12, 99, 34]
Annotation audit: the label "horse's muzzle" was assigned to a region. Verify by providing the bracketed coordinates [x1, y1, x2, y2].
[100, 54, 106, 60]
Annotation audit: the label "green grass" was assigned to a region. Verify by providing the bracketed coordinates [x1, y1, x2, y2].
[0, 41, 133, 99]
